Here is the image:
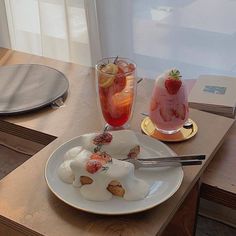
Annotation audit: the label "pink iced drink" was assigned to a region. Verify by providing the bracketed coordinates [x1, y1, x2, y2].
[149, 70, 189, 133]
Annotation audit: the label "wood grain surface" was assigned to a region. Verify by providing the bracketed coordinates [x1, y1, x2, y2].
[0, 120, 55, 181]
[201, 184, 236, 210]
[199, 199, 236, 227]
[0, 48, 101, 137]
[201, 122, 236, 195]
[181, 77, 236, 214]
[0, 48, 235, 236]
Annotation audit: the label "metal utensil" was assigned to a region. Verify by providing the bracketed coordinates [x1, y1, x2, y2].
[137, 154, 205, 162]
[183, 119, 193, 129]
[126, 158, 202, 169]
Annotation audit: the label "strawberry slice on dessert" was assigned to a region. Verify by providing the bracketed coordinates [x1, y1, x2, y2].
[86, 151, 112, 174]
[165, 69, 182, 95]
[93, 132, 113, 145]
[90, 152, 112, 163]
[86, 159, 103, 174]
[90, 153, 107, 165]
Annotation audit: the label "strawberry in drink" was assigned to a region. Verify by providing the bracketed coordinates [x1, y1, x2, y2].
[96, 57, 136, 128]
[149, 69, 189, 134]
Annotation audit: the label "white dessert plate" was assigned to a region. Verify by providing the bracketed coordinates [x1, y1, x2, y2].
[45, 132, 183, 215]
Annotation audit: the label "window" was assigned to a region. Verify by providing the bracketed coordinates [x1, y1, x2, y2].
[2, 0, 236, 79]
[4, 0, 92, 66]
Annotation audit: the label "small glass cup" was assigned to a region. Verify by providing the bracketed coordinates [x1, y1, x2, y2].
[149, 69, 189, 134]
[95, 57, 137, 130]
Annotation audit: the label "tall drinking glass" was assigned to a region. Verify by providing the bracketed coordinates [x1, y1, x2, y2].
[95, 57, 136, 129]
[149, 69, 189, 134]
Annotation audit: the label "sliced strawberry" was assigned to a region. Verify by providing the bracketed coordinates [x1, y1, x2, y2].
[97, 151, 112, 163]
[113, 67, 126, 93]
[150, 99, 159, 111]
[116, 60, 129, 73]
[172, 109, 179, 119]
[90, 152, 112, 164]
[160, 107, 174, 122]
[116, 60, 135, 74]
[127, 145, 140, 159]
[175, 104, 186, 120]
[165, 78, 182, 95]
[128, 63, 135, 73]
[86, 159, 102, 174]
[90, 154, 107, 165]
[93, 132, 113, 145]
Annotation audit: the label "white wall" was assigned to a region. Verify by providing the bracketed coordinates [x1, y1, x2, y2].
[0, 0, 11, 48]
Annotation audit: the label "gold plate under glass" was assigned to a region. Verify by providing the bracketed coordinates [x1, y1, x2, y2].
[141, 117, 198, 142]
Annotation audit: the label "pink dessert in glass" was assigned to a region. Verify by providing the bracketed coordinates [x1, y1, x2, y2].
[149, 69, 189, 134]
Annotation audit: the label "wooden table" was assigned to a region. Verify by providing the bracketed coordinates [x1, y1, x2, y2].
[0, 48, 234, 236]
[184, 80, 236, 225]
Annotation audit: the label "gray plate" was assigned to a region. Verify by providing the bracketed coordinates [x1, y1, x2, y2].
[0, 64, 69, 115]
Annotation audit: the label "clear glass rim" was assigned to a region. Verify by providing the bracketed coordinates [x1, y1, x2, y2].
[155, 127, 181, 134]
[95, 57, 136, 76]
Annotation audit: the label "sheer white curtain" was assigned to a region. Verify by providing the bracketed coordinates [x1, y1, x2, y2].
[96, 0, 236, 79]
[3, 0, 236, 79]
[0, 1, 10, 48]
[4, 0, 94, 66]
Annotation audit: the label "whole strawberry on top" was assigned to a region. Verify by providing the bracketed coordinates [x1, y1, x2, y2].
[165, 69, 182, 95]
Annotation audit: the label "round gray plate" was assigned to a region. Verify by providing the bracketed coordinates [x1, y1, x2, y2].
[0, 64, 69, 115]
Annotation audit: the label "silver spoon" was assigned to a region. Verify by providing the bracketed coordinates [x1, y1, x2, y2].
[183, 119, 193, 129]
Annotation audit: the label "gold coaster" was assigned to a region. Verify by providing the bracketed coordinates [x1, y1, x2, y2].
[141, 117, 198, 142]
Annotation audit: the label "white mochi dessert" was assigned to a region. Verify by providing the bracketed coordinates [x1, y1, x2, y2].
[57, 131, 149, 201]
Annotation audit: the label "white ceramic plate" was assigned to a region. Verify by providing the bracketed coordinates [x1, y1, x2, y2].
[45, 132, 183, 215]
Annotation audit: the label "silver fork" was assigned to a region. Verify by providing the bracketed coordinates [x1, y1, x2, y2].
[122, 154, 205, 169]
